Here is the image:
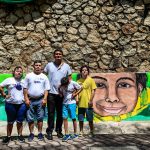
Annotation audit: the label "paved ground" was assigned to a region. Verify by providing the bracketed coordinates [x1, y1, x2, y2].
[0, 121, 150, 150]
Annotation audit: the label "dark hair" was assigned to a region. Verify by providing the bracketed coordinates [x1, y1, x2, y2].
[136, 73, 147, 90]
[61, 76, 69, 86]
[53, 49, 63, 55]
[80, 65, 90, 74]
[12, 66, 23, 78]
[33, 60, 42, 65]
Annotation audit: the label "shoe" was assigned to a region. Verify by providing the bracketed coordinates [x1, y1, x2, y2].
[18, 135, 25, 143]
[47, 133, 53, 140]
[2, 136, 11, 144]
[38, 133, 44, 141]
[28, 133, 34, 142]
[79, 131, 84, 137]
[89, 131, 94, 137]
[62, 134, 71, 142]
[57, 132, 63, 138]
[71, 134, 78, 139]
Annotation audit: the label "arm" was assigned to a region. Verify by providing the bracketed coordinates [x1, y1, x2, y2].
[75, 94, 79, 105]
[72, 86, 82, 99]
[42, 90, 48, 106]
[0, 86, 6, 98]
[88, 89, 96, 107]
[58, 86, 63, 97]
[23, 88, 30, 107]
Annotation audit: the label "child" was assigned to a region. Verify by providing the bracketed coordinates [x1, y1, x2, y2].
[59, 76, 82, 142]
[77, 65, 97, 136]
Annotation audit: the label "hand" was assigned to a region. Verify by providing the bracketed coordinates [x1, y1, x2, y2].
[71, 93, 76, 99]
[42, 99, 47, 106]
[88, 101, 93, 108]
[25, 99, 30, 107]
[76, 99, 79, 105]
[5, 94, 11, 99]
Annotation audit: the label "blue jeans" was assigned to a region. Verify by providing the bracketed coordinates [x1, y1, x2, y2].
[26, 99, 45, 122]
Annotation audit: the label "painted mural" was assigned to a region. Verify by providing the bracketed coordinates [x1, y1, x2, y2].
[91, 73, 150, 122]
[0, 73, 150, 122]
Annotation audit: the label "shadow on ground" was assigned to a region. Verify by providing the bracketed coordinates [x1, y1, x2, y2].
[0, 134, 150, 150]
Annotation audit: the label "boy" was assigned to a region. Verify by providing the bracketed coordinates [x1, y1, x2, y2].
[59, 76, 82, 142]
[77, 65, 97, 136]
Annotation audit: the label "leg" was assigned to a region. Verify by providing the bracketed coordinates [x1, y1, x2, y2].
[89, 121, 94, 132]
[26, 101, 35, 142]
[78, 108, 85, 134]
[55, 95, 63, 133]
[16, 122, 23, 136]
[72, 119, 77, 134]
[86, 108, 94, 134]
[28, 121, 34, 133]
[69, 103, 77, 134]
[47, 94, 56, 134]
[7, 123, 13, 136]
[79, 121, 84, 133]
[17, 103, 27, 136]
[63, 119, 68, 134]
[5, 102, 17, 137]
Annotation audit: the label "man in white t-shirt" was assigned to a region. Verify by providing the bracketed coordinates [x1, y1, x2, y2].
[44, 49, 72, 140]
[24, 60, 50, 142]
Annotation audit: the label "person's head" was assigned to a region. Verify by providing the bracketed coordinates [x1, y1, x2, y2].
[92, 73, 147, 117]
[33, 60, 42, 74]
[61, 76, 69, 87]
[12, 66, 23, 80]
[80, 65, 90, 79]
[53, 49, 63, 62]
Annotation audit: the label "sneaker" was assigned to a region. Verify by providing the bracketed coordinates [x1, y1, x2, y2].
[18, 135, 25, 143]
[38, 133, 44, 141]
[57, 132, 63, 138]
[79, 131, 84, 137]
[47, 133, 53, 140]
[62, 134, 71, 142]
[71, 134, 78, 139]
[28, 133, 34, 142]
[89, 131, 94, 137]
[2, 136, 11, 144]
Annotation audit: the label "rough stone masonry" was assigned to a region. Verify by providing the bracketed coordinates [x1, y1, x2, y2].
[0, 0, 150, 73]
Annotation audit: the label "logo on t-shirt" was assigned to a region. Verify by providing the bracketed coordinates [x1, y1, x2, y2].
[34, 80, 41, 84]
[15, 83, 22, 91]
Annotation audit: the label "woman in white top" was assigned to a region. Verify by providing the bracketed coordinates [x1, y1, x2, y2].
[0, 66, 27, 144]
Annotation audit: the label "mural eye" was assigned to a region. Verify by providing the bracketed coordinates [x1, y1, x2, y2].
[96, 83, 106, 89]
[118, 82, 131, 88]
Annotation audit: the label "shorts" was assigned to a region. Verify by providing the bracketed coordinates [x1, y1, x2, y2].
[26, 99, 45, 122]
[78, 108, 93, 122]
[63, 103, 76, 119]
[5, 102, 27, 124]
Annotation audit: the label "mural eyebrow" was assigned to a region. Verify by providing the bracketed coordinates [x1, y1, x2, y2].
[116, 77, 135, 83]
[92, 76, 107, 81]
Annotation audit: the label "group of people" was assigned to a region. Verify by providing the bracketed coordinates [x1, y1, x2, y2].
[0, 49, 97, 144]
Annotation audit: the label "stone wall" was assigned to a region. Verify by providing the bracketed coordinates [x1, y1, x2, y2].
[0, 0, 150, 73]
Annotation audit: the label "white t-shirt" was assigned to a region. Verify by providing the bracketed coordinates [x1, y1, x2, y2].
[0, 77, 24, 104]
[24, 72, 50, 98]
[60, 81, 81, 104]
[44, 62, 72, 94]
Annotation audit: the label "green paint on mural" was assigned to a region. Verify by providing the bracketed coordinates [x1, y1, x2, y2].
[0, 0, 32, 4]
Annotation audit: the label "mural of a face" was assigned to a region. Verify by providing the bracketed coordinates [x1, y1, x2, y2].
[92, 73, 143, 117]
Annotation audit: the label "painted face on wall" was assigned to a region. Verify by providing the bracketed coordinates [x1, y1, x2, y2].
[92, 73, 143, 117]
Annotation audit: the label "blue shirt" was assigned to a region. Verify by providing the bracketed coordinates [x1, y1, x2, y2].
[44, 62, 72, 94]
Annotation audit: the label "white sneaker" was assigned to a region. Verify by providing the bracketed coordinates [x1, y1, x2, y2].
[79, 131, 84, 137]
